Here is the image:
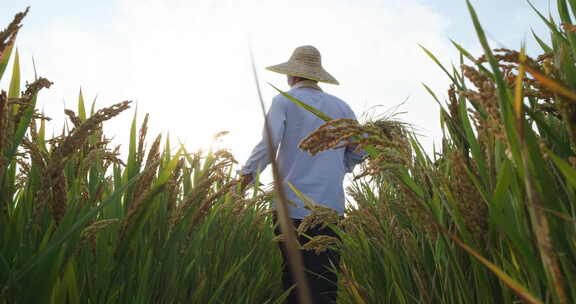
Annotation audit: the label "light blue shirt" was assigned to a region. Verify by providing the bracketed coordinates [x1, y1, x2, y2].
[241, 84, 365, 219]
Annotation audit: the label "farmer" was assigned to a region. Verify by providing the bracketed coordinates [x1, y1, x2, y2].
[240, 45, 366, 304]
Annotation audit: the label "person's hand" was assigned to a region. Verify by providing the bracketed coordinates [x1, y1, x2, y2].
[240, 173, 253, 193]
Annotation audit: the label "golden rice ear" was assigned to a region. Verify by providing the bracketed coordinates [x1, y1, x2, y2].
[0, 8, 29, 81]
[301, 235, 341, 255]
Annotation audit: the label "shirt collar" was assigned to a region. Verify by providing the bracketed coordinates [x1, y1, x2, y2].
[291, 80, 323, 91]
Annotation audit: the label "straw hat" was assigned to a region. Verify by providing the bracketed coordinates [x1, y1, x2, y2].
[266, 45, 339, 85]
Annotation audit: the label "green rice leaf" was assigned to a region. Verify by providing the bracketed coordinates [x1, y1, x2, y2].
[8, 48, 20, 98]
[443, 230, 544, 304]
[458, 88, 489, 185]
[124, 109, 139, 207]
[569, 0, 576, 17]
[90, 95, 97, 116]
[0, 254, 9, 276]
[287, 182, 317, 208]
[0, 36, 16, 81]
[5, 102, 34, 160]
[269, 83, 333, 122]
[78, 88, 86, 121]
[419, 44, 458, 84]
[62, 259, 80, 304]
[467, 0, 509, 101]
[532, 30, 553, 53]
[207, 251, 254, 304]
[547, 148, 576, 187]
[13, 171, 142, 283]
[451, 40, 478, 64]
[528, 0, 568, 43]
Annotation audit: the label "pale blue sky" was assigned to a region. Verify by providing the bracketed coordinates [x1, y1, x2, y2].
[3, 1, 115, 24]
[0, 0, 563, 168]
[426, 0, 557, 52]
[3, 0, 557, 51]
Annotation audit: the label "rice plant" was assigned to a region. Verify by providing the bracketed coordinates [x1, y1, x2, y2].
[3, 0, 576, 303]
[0, 9, 284, 304]
[287, 1, 576, 303]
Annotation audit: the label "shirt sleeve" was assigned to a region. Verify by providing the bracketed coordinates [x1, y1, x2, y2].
[241, 95, 287, 176]
[343, 107, 367, 173]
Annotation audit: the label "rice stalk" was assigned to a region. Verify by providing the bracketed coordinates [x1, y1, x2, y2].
[250, 46, 312, 304]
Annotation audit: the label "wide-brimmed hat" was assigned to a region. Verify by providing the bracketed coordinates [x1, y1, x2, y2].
[266, 45, 339, 85]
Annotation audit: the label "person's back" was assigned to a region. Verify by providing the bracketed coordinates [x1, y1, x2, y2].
[240, 45, 365, 304]
[274, 85, 358, 218]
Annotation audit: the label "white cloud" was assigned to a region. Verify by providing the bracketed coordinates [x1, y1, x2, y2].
[9, 0, 456, 172]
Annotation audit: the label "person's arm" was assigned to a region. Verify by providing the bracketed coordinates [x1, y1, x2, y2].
[240, 96, 287, 188]
[344, 143, 367, 173]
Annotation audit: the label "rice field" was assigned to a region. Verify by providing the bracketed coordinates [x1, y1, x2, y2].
[1, 1, 576, 303]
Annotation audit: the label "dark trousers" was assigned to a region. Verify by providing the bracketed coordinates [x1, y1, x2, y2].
[273, 216, 341, 304]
